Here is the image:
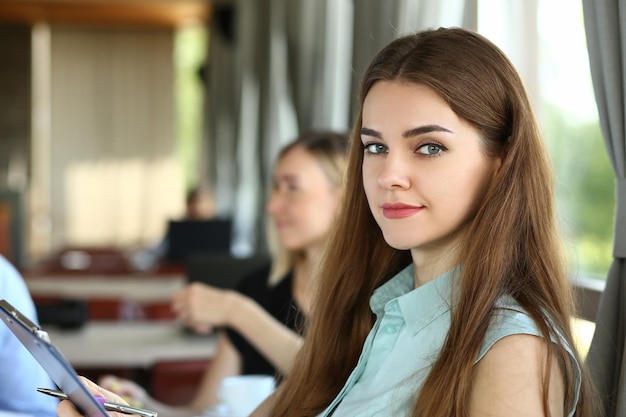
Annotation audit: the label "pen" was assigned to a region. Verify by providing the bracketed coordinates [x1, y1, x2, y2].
[37, 387, 158, 417]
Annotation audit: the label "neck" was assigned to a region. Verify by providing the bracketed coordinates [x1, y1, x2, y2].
[296, 242, 326, 281]
[411, 232, 464, 288]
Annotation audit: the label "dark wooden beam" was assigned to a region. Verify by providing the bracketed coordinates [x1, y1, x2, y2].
[0, 0, 211, 27]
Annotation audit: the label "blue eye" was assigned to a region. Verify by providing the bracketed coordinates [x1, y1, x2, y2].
[417, 143, 445, 156]
[363, 143, 388, 155]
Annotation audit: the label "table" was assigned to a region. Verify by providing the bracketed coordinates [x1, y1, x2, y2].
[44, 321, 217, 405]
[25, 274, 186, 303]
[26, 274, 187, 320]
[45, 321, 216, 368]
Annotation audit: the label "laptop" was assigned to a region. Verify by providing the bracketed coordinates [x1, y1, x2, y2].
[165, 219, 232, 263]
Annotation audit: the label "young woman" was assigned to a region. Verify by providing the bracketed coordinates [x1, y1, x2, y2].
[98, 130, 348, 417]
[256, 28, 596, 417]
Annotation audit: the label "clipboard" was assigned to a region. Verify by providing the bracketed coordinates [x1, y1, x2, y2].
[0, 299, 109, 417]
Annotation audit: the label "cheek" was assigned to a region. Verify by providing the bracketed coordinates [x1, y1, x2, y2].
[442, 166, 494, 217]
[309, 193, 340, 231]
[294, 197, 325, 223]
[316, 195, 339, 223]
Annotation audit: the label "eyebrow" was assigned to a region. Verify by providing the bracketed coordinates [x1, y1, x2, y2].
[274, 173, 300, 184]
[360, 124, 453, 139]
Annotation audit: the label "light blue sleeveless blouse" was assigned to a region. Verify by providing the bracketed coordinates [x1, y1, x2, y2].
[317, 265, 581, 417]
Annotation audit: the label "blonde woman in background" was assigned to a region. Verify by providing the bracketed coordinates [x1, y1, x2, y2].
[97, 130, 349, 417]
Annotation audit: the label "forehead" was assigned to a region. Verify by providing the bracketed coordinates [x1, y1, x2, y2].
[275, 147, 323, 177]
[363, 80, 448, 108]
[362, 81, 470, 136]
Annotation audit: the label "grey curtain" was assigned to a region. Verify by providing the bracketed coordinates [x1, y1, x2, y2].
[582, 1, 626, 416]
[204, 0, 476, 254]
[205, 0, 353, 255]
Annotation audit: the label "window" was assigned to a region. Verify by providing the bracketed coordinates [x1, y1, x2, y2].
[537, 0, 615, 281]
[174, 24, 208, 189]
[478, 0, 614, 282]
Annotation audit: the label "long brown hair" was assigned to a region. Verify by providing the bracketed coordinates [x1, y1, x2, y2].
[271, 27, 596, 417]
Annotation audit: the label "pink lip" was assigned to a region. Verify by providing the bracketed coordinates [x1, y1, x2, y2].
[381, 203, 423, 219]
[274, 220, 289, 230]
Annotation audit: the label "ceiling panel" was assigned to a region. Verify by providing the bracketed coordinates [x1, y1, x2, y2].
[0, 0, 211, 27]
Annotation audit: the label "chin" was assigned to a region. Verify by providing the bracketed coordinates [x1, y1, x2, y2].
[382, 236, 416, 251]
[280, 240, 301, 251]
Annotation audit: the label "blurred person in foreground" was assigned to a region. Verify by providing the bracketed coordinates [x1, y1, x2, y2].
[0, 255, 58, 416]
[97, 130, 349, 416]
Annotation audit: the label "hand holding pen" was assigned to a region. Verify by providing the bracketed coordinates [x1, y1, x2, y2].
[51, 376, 157, 417]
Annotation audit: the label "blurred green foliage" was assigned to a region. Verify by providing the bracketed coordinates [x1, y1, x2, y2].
[174, 25, 208, 190]
[542, 104, 615, 279]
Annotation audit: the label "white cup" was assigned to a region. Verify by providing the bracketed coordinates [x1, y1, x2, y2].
[218, 375, 275, 417]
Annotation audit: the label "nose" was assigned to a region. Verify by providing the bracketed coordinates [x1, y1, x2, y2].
[376, 152, 411, 190]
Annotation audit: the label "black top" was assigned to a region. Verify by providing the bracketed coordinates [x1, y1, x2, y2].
[225, 266, 305, 378]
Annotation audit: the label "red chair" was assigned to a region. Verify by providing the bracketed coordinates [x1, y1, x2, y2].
[150, 359, 211, 405]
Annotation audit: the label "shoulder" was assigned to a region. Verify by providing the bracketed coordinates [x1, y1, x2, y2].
[478, 301, 541, 361]
[478, 333, 549, 371]
[236, 265, 291, 302]
[471, 334, 566, 416]
[236, 264, 273, 292]
[0, 255, 24, 287]
[474, 296, 581, 416]
[0, 256, 37, 318]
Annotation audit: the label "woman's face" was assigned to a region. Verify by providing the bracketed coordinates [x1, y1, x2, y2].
[266, 146, 340, 252]
[361, 81, 500, 257]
